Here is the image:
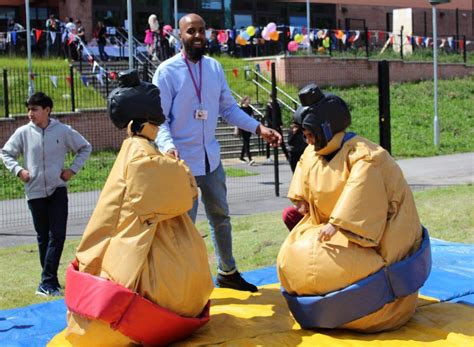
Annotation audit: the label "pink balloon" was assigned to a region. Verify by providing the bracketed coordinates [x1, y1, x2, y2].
[217, 31, 228, 43]
[266, 22, 277, 33]
[163, 25, 173, 34]
[287, 40, 298, 52]
[262, 27, 270, 41]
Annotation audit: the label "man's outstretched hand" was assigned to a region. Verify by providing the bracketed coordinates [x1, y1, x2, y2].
[257, 124, 282, 147]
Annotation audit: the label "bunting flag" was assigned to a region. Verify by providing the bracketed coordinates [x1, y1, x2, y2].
[92, 61, 99, 73]
[232, 68, 238, 78]
[88, 55, 94, 65]
[378, 31, 385, 42]
[459, 39, 464, 50]
[81, 76, 89, 87]
[440, 38, 446, 48]
[416, 36, 423, 46]
[389, 34, 394, 45]
[289, 26, 295, 37]
[50, 31, 57, 44]
[65, 76, 72, 87]
[342, 31, 349, 44]
[309, 30, 315, 42]
[11, 31, 17, 45]
[447, 37, 454, 49]
[67, 34, 75, 45]
[35, 29, 42, 43]
[366, 31, 371, 41]
[335, 30, 344, 40]
[255, 63, 260, 72]
[423, 37, 430, 47]
[350, 31, 360, 43]
[406, 35, 411, 44]
[109, 71, 117, 80]
[49, 75, 58, 88]
[265, 60, 271, 71]
[96, 73, 104, 85]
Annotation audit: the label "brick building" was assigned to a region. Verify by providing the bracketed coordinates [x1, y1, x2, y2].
[0, 0, 472, 41]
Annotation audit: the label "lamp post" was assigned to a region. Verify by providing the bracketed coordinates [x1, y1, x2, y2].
[25, 0, 34, 96]
[306, 0, 311, 54]
[127, 0, 133, 69]
[429, 0, 450, 147]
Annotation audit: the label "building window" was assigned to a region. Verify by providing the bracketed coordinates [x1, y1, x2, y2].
[201, 0, 223, 10]
[233, 0, 253, 12]
[234, 14, 253, 29]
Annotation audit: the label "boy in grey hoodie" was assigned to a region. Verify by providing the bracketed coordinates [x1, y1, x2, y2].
[1, 92, 91, 296]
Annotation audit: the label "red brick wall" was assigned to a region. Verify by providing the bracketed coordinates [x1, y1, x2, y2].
[58, 0, 93, 41]
[0, 110, 126, 152]
[251, 56, 474, 88]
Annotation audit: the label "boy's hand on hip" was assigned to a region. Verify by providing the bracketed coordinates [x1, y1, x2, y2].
[60, 169, 75, 181]
[18, 169, 30, 183]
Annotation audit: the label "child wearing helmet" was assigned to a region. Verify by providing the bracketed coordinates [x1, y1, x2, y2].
[278, 83, 430, 332]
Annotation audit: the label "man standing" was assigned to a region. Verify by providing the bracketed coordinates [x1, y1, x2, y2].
[1, 92, 91, 296]
[153, 13, 281, 292]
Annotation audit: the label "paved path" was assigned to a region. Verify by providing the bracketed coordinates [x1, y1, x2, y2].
[0, 152, 472, 248]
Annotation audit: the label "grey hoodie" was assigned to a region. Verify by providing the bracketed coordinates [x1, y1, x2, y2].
[1, 118, 92, 200]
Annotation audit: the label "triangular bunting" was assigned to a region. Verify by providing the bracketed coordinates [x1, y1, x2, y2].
[35, 29, 42, 43]
[50, 31, 57, 44]
[96, 73, 104, 85]
[50, 75, 58, 88]
[81, 76, 89, 87]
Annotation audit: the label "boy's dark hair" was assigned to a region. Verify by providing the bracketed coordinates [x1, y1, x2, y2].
[25, 92, 53, 110]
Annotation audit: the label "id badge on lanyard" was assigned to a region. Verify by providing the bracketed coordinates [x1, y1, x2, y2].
[183, 55, 208, 120]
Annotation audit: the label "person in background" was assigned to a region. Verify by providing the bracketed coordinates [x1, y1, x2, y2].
[208, 30, 220, 56]
[8, 18, 24, 32]
[75, 20, 86, 60]
[153, 13, 281, 293]
[94, 21, 109, 61]
[287, 121, 307, 172]
[45, 14, 59, 56]
[238, 96, 255, 165]
[264, 99, 289, 161]
[1, 92, 91, 297]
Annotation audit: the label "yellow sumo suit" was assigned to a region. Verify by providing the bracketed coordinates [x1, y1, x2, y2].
[277, 84, 427, 333]
[63, 71, 213, 346]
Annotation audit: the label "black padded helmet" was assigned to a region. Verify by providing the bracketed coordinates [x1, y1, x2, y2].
[107, 69, 165, 129]
[295, 83, 351, 151]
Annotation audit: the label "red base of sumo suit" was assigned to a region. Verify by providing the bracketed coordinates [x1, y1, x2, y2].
[65, 260, 210, 346]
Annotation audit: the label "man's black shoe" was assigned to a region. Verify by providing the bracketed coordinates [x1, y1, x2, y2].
[216, 271, 258, 293]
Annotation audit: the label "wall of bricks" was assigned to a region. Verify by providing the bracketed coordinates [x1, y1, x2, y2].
[251, 56, 474, 88]
[0, 110, 126, 152]
[58, 0, 93, 42]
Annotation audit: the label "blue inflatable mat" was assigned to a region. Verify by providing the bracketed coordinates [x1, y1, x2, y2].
[1, 238, 472, 347]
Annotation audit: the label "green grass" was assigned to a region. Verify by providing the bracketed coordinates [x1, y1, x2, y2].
[0, 58, 106, 116]
[225, 167, 259, 177]
[0, 184, 471, 310]
[0, 152, 259, 200]
[219, 55, 473, 157]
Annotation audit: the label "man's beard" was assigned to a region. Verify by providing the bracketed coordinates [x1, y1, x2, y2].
[184, 41, 206, 61]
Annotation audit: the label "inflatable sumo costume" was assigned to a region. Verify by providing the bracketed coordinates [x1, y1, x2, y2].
[64, 70, 213, 346]
[277, 84, 431, 333]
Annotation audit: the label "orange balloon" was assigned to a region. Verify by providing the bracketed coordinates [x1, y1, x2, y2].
[270, 31, 279, 41]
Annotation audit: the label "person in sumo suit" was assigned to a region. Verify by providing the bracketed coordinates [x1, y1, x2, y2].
[277, 83, 431, 333]
[63, 70, 214, 346]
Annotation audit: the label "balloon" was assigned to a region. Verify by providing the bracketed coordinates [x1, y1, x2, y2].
[270, 31, 279, 41]
[266, 22, 276, 33]
[240, 31, 250, 41]
[246, 26, 256, 37]
[287, 40, 298, 52]
[262, 27, 270, 41]
[236, 35, 247, 46]
[294, 34, 303, 43]
[163, 25, 172, 34]
[217, 31, 228, 43]
[323, 36, 330, 48]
